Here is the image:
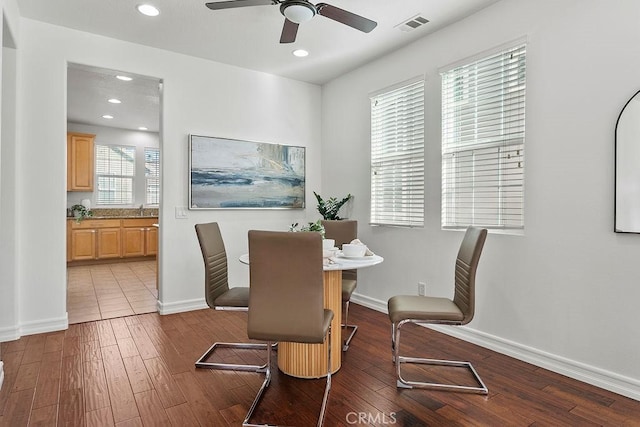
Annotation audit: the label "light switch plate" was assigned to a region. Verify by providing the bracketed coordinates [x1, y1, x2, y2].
[175, 206, 188, 219]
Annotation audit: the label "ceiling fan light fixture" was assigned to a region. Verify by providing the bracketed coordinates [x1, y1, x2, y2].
[281, 1, 316, 24]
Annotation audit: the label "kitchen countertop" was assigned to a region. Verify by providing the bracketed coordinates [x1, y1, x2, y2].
[67, 216, 158, 220]
[67, 207, 159, 219]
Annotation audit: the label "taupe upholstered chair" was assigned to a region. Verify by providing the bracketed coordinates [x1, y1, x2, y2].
[387, 226, 488, 394]
[194, 222, 271, 372]
[322, 220, 358, 351]
[244, 230, 333, 427]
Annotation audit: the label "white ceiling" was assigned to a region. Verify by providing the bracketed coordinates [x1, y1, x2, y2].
[67, 64, 162, 133]
[18, 0, 499, 132]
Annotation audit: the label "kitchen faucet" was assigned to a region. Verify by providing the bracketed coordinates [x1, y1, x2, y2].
[139, 204, 144, 216]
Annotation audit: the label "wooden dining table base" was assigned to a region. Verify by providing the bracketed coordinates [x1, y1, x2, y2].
[277, 269, 342, 378]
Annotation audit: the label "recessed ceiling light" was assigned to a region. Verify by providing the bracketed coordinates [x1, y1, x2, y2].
[116, 75, 133, 81]
[293, 49, 309, 58]
[137, 4, 160, 17]
[102, 115, 114, 119]
[108, 98, 121, 104]
[138, 127, 148, 131]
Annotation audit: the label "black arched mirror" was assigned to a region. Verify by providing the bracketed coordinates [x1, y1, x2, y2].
[615, 90, 640, 233]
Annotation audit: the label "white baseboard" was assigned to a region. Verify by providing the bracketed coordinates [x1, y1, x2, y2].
[20, 315, 69, 336]
[351, 292, 388, 312]
[351, 292, 640, 401]
[0, 314, 69, 340]
[157, 298, 208, 315]
[0, 324, 21, 342]
[0, 315, 68, 352]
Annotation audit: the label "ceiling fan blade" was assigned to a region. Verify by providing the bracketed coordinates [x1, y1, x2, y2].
[280, 18, 299, 44]
[206, 0, 276, 11]
[316, 3, 377, 33]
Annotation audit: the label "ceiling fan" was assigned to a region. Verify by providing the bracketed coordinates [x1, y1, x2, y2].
[205, 0, 377, 44]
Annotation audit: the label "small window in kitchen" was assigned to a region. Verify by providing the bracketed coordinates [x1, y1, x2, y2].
[96, 144, 135, 205]
[145, 148, 160, 205]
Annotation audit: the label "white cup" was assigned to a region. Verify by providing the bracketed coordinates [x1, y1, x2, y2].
[342, 243, 366, 257]
[322, 238, 335, 250]
[323, 248, 338, 258]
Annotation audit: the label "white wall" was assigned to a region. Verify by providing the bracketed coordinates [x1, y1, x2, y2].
[322, 0, 640, 399]
[11, 18, 321, 336]
[0, 0, 20, 348]
[66, 122, 160, 208]
[0, 0, 19, 388]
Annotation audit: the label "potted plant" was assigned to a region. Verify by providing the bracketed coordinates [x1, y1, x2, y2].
[313, 192, 352, 220]
[70, 204, 93, 223]
[289, 219, 325, 237]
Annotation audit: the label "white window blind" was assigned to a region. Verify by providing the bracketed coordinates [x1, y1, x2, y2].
[96, 144, 135, 205]
[370, 78, 425, 227]
[441, 43, 526, 230]
[145, 148, 160, 205]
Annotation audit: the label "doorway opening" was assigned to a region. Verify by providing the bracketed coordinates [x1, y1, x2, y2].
[66, 63, 162, 324]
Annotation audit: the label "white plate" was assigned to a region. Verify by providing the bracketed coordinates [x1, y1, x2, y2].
[336, 252, 371, 260]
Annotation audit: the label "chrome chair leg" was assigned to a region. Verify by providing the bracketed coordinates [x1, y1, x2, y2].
[242, 341, 273, 427]
[195, 341, 270, 372]
[390, 322, 397, 363]
[393, 320, 488, 394]
[242, 328, 332, 427]
[342, 300, 358, 351]
[195, 307, 277, 372]
[318, 325, 332, 427]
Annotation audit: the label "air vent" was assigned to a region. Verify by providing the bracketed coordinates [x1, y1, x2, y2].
[395, 14, 429, 32]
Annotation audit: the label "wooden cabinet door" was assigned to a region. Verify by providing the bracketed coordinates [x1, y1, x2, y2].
[145, 227, 158, 256]
[70, 229, 96, 260]
[67, 132, 95, 191]
[97, 228, 121, 259]
[122, 227, 145, 257]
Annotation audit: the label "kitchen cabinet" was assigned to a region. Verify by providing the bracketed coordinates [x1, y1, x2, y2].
[68, 217, 158, 263]
[122, 218, 158, 257]
[68, 219, 121, 262]
[97, 228, 121, 259]
[146, 225, 158, 256]
[122, 226, 146, 257]
[69, 228, 96, 261]
[67, 132, 95, 191]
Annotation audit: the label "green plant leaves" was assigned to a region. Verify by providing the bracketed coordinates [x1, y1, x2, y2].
[314, 191, 352, 220]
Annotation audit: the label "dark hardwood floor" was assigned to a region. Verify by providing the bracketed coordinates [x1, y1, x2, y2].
[1, 303, 639, 426]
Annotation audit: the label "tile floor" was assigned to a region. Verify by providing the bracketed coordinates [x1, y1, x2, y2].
[67, 260, 158, 324]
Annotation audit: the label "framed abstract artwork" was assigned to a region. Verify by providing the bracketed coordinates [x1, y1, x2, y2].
[188, 135, 305, 209]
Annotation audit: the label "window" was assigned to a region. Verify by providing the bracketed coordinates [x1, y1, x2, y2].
[370, 77, 425, 227]
[96, 144, 135, 205]
[145, 148, 160, 205]
[441, 42, 526, 230]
